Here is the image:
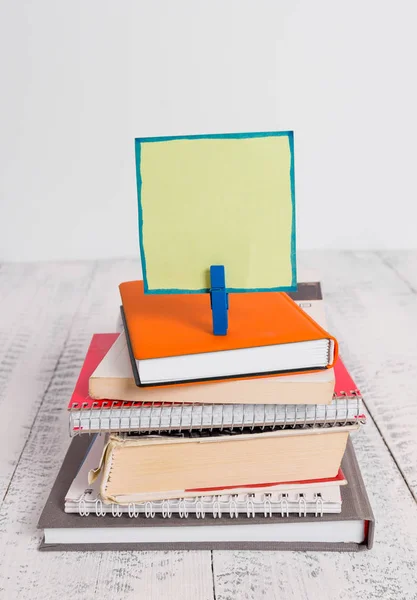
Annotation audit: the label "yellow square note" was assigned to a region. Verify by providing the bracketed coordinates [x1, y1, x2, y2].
[136, 131, 296, 293]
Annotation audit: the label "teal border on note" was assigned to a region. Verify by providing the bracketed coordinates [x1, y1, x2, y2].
[135, 131, 297, 294]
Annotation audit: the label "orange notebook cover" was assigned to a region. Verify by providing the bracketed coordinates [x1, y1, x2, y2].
[119, 281, 338, 387]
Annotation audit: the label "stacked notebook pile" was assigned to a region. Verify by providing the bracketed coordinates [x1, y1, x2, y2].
[38, 281, 374, 551]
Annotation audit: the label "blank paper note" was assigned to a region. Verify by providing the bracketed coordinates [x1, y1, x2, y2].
[135, 131, 296, 293]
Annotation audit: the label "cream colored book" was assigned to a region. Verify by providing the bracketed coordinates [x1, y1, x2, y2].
[89, 425, 357, 504]
[65, 434, 345, 515]
[89, 330, 335, 405]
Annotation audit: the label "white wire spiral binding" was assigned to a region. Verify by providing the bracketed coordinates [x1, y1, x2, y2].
[129, 402, 135, 433]
[260, 404, 266, 430]
[76, 490, 340, 518]
[112, 503, 123, 517]
[162, 500, 172, 518]
[229, 495, 239, 518]
[280, 494, 289, 517]
[209, 404, 215, 433]
[246, 494, 255, 518]
[196, 497, 205, 519]
[302, 405, 308, 428]
[292, 405, 298, 429]
[220, 405, 225, 431]
[145, 501, 155, 518]
[199, 403, 205, 431]
[94, 498, 106, 517]
[230, 402, 236, 430]
[117, 402, 124, 436]
[298, 494, 307, 517]
[77, 489, 94, 516]
[323, 403, 328, 428]
[69, 394, 365, 437]
[314, 493, 324, 517]
[98, 402, 103, 435]
[78, 498, 89, 517]
[108, 402, 114, 434]
[283, 404, 288, 429]
[212, 496, 222, 519]
[178, 498, 189, 518]
[263, 493, 272, 517]
[313, 404, 318, 428]
[251, 405, 257, 430]
[178, 404, 184, 434]
[128, 503, 140, 518]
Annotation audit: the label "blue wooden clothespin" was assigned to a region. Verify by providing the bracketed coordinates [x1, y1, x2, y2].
[210, 265, 228, 335]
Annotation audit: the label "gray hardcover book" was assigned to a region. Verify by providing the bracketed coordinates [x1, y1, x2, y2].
[38, 436, 374, 551]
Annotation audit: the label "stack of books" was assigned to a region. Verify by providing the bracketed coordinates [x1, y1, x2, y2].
[38, 281, 374, 551]
[39, 131, 374, 550]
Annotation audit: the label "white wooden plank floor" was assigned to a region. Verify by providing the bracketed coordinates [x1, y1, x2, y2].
[0, 252, 416, 600]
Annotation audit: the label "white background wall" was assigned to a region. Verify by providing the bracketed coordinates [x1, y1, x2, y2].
[0, 0, 416, 262]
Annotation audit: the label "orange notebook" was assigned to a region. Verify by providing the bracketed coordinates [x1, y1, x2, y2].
[119, 280, 338, 387]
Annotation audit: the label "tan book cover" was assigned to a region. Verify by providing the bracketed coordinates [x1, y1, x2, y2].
[89, 330, 335, 405]
[89, 426, 357, 503]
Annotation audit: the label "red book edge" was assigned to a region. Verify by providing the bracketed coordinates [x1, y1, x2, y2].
[185, 468, 347, 493]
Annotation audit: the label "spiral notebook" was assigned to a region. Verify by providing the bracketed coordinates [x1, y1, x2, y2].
[68, 335, 364, 435]
[65, 434, 344, 517]
[70, 394, 365, 436]
[38, 436, 374, 551]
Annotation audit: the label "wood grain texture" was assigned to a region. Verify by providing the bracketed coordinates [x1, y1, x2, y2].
[0, 261, 94, 501]
[378, 250, 417, 292]
[0, 261, 213, 600]
[298, 250, 417, 500]
[212, 424, 417, 600]
[0, 254, 416, 600]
